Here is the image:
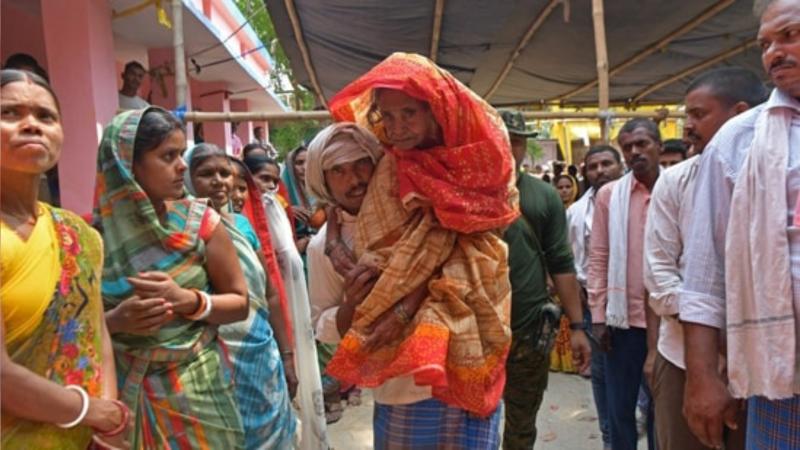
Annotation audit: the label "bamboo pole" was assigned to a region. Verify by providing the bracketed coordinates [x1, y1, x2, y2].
[172, 0, 187, 107]
[430, 0, 446, 62]
[632, 38, 758, 102]
[484, 0, 567, 100]
[180, 109, 684, 123]
[553, 0, 735, 102]
[284, 0, 328, 107]
[591, 0, 610, 143]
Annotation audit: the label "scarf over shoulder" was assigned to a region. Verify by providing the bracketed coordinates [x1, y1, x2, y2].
[325, 53, 518, 416]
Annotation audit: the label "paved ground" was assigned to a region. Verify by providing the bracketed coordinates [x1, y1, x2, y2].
[326, 372, 646, 449]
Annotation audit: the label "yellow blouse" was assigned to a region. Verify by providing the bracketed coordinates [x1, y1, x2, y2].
[1, 204, 61, 346]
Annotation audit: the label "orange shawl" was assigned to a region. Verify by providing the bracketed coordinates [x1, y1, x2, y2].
[325, 53, 517, 416]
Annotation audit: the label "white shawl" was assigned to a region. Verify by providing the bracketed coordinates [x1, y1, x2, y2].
[606, 173, 634, 329]
[725, 103, 796, 399]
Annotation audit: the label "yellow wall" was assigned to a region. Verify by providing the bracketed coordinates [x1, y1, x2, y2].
[536, 106, 682, 164]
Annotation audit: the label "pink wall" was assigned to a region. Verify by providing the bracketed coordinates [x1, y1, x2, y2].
[41, 0, 118, 214]
[230, 98, 252, 144]
[195, 81, 230, 151]
[1, 2, 49, 71]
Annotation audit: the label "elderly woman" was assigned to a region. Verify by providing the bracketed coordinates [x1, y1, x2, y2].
[96, 108, 248, 449]
[0, 69, 129, 449]
[321, 53, 518, 448]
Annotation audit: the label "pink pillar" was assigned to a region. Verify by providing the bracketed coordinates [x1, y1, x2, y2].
[195, 81, 231, 151]
[230, 99, 252, 144]
[41, 0, 117, 215]
[148, 48, 179, 110]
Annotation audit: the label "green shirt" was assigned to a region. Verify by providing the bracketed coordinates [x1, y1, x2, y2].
[503, 174, 576, 333]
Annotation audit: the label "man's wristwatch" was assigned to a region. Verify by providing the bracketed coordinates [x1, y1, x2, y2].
[569, 322, 587, 331]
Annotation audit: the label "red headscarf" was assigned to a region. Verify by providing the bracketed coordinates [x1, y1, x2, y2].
[329, 52, 518, 233]
[231, 159, 294, 346]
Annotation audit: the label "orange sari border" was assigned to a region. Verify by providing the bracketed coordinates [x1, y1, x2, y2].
[327, 322, 509, 417]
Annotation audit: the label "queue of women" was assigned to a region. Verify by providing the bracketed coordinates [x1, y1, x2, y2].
[1, 51, 519, 449]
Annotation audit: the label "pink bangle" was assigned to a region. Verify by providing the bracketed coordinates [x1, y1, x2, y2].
[95, 399, 130, 438]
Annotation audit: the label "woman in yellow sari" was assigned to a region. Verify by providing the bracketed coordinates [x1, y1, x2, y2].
[0, 69, 129, 449]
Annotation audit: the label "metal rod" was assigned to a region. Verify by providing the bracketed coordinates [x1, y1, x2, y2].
[180, 109, 684, 122]
[172, 0, 187, 107]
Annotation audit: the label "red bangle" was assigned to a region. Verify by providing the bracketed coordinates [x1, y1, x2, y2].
[96, 400, 130, 438]
[183, 289, 205, 320]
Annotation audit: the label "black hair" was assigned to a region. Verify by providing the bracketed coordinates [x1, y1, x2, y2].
[686, 67, 768, 108]
[618, 118, 661, 143]
[584, 144, 622, 164]
[124, 61, 146, 74]
[244, 154, 280, 175]
[133, 109, 185, 163]
[567, 165, 579, 178]
[662, 139, 688, 159]
[187, 143, 229, 174]
[1, 69, 60, 112]
[554, 174, 575, 187]
[243, 142, 274, 160]
[3, 53, 49, 81]
[229, 157, 250, 178]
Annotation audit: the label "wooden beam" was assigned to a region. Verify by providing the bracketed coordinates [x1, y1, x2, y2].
[180, 109, 683, 122]
[172, 0, 187, 107]
[484, 0, 567, 100]
[632, 38, 758, 103]
[591, 0, 610, 142]
[283, 0, 328, 107]
[553, 0, 735, 102]
[430, 0, 446, 62]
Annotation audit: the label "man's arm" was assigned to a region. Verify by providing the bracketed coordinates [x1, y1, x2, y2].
[679, 144, 738, 449]
[644, 171, 684, 318]
[307, 230, 347, 343]
[542, 188, 591, 372]
[587, 185, 612, 324]
[643, 173, 681, 385]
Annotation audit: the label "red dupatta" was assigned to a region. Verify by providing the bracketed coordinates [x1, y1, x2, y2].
[329, 52, 518, 233]
[233, 161, 294, 346]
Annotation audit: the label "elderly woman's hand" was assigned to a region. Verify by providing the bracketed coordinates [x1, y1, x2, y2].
[327, 240, 357, 277]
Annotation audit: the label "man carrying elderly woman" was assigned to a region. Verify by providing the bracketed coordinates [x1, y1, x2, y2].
[310, 52, 517, 448]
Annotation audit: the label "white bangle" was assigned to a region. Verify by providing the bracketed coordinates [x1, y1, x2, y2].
[56, 385, 90, 428]
[197, 291, 213, 321]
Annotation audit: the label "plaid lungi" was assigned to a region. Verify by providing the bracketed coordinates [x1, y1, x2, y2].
[747, 395, 800, 449]
[373, 397, 501, 450]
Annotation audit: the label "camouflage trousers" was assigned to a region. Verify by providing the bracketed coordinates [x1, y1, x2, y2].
[502, 309, 559, 449]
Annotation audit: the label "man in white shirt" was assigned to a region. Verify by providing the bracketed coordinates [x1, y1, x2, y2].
[680, 1, 800, 447]
[566, 144, 623, 449]
[118, 61, 149, 110]
[643, 67, 766, 450]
